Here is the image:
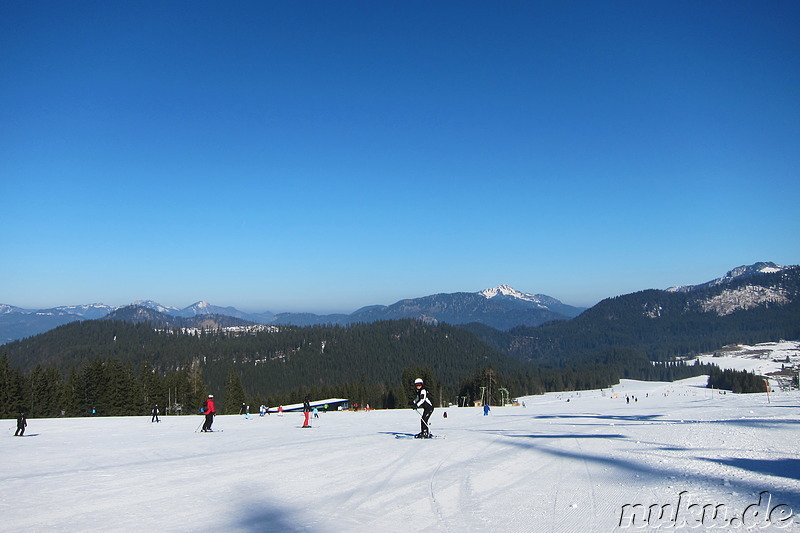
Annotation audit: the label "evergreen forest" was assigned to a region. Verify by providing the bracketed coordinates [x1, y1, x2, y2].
[0, 318, 723, 419]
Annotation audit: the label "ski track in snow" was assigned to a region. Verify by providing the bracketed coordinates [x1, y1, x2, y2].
[2, 377, 800, 532]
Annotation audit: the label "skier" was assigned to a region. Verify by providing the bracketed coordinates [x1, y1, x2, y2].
[302, 396, 312, 428]
[483, 403, 491, 416]
[15, 410, 27, 436]
[412, 378, 434, 438]
[201, 394, 216, 432]
[151, 404, 160, 423]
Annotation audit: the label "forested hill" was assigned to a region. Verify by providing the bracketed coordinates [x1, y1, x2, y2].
[464, 267, 800, 363]
[1, 316, 721, 419]
[0, 319, 535, 415]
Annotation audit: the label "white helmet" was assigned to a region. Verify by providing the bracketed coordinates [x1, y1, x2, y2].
[414, 378, 423, 385]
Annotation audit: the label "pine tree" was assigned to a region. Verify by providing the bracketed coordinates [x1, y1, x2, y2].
[139, 361, 164, 414]
[62, 366, 82, 416]
[0, 354, 25, 418]
[27, 365, 63, 418]
[223, 366, 246, 415]
[402, 366, 437, 407]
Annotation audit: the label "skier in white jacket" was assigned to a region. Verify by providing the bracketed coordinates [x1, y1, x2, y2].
[412, 378, 434, 438]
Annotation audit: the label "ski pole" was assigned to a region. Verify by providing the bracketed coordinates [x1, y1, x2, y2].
[194, 420, 204, 433]
[414, 407, 432, 431]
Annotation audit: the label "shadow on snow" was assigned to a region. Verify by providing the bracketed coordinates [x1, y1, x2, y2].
[234, 500, 316, 533]
[485, 428, 800, 507]
[711, 458, 800, 482]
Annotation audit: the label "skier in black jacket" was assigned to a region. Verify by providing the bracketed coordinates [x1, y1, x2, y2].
[15, 411, 27, 436]
[412, 378, 434, 438]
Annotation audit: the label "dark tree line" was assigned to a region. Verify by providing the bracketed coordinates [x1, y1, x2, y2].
[0, 317, 736, 420]
[0, 353, 208, 419]
[706, 366, 768, 393]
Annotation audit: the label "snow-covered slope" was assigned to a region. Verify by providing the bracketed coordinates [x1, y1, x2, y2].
[3, 377, 799, 532]
[660, 262, 799, 318]
[695, 340, 800, 391]
[698, 285, 790, 316]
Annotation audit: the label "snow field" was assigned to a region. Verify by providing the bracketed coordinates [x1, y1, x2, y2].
[2, 377, 800, 532]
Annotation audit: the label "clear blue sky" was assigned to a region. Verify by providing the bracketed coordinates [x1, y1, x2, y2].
[2, 1, 799, 313]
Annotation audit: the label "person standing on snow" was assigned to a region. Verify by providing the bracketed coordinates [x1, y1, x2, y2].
[201, 394, 216, 432]
[412, 378, 434, 438]
[151, 404, 160, 423]
[302, 396, 312, 428]
[15, 410, 27, 436]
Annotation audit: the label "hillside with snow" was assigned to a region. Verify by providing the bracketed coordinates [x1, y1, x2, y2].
[695, 340, 800, 392]
[667, 262, 789, 293]
[3, 377, 799, 532]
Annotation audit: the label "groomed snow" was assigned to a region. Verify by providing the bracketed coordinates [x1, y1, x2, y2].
[3, 377, 799, 532]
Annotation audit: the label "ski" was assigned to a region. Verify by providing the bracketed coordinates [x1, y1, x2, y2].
[394, 432, 443, 439]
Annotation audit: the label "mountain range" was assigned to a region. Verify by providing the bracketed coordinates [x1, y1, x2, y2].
[1, 285, 584, 343]
[465, 261, 800, 365]
[3, 262, 798, 411]
[1, 262, 796, 345]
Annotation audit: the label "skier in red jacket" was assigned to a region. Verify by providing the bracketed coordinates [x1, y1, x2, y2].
[302, 396, 312, 428]
[201, 395, 216, 432]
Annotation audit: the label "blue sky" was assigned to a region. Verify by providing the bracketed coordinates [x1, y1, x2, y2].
[2, 1, 799, 313]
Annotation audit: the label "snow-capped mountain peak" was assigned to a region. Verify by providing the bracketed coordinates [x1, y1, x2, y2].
[133, 300, 181, 315]
[186, 301, 212, 314]
[480, 284, 525, 299]
[667, 262, 788, 293]
[479, 285, 547, 304]
[476, 285, 586, 319]
[723, 262, 785, 279]
[54, 303, 114, 313]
